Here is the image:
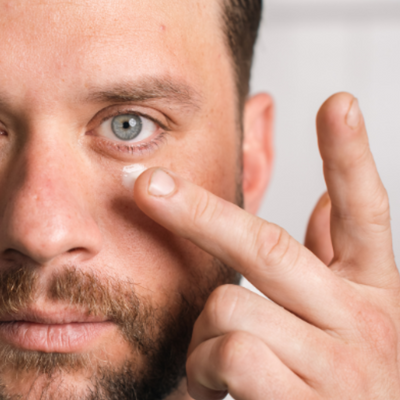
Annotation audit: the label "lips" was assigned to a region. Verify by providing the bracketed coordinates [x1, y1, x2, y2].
[0, 307, 115, 353]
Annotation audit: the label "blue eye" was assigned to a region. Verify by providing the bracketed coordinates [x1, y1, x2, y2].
[112, 115, 142, 141]
[98, 113, 157, 143]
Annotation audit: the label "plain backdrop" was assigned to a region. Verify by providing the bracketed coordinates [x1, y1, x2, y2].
[239, 0, 400, 301]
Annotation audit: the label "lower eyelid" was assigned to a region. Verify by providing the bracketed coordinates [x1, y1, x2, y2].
[93, 131, 167, 157]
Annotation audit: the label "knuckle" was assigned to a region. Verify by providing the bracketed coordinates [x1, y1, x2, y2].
[185, 349, 197, 377]
[255, 223, 299, 275]
[203, 285, 247, 330]
[191, 190, 222, 228]
[347, 140, 372, 171]
[324, 139, 371, 173]
[217, 332, 257, 374]
[325, 313, 397, 395]
[327, 344, 348, 372]
[355, 307, 397, 355]
[327, 344, 365, 391]
[368, 185, 391, 228]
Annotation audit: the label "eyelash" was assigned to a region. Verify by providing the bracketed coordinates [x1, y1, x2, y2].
[0, 110, 168, 156]
[94, 109, 168, 155]
[101, 132, 167, 155]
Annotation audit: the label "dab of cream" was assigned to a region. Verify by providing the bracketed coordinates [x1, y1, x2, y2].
[122, 164, 147, 190]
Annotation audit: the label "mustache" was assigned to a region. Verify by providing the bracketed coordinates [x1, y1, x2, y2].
[0, 267, 37, 315]
[0, 266, 156, 352]
[0, 260, 240, 395]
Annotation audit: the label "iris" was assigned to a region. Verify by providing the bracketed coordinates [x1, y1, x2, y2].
[111, 115, 142, 141]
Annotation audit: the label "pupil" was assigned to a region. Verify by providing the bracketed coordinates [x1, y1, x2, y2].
[123, 121, 130, 129]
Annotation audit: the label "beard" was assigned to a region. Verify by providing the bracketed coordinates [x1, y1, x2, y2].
[0, 260, 240, 400]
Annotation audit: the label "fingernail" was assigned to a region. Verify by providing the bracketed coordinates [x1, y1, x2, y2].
[321, 192, 331, 207]
[346, 98, 360, 129]
[148, 169, 175, 197]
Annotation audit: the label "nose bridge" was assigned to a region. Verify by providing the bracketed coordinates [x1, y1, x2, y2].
[0, 129, 102, 265]
[13, 136, 76, 229]
[21, 132, 75, 207]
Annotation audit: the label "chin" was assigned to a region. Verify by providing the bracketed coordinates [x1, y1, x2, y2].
[0, 339, 141, 400]
[0, 370, 99, 399]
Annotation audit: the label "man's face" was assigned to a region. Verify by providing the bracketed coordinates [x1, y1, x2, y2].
[0, 0, 241, 398]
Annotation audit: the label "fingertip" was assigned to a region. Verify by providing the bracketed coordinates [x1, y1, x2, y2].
[346, 98, 361, 129]
[133, 167, 181, 224]
[148, 168, 176, 197]
[316, 92, 364, 136]
[317, 191, 331, 209]
[132, 167, 156, 201]
[316, 93, 369, 168]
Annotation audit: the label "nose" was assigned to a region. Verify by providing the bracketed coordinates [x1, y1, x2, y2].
[0, 135, 102, 265]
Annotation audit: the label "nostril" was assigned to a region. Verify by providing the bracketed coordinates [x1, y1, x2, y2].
[68, 247, 85, 254]
[0, 190, 103, 264]
[1, 249, 38, 266]
[3, 249, 22, 259]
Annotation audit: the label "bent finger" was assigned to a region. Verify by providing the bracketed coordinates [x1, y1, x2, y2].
[186, 332, 317, 400]
[188, 284, 336, 381]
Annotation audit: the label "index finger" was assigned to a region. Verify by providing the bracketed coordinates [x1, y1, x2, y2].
[134, 168, 354, 329]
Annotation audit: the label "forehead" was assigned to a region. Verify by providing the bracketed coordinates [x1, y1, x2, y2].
[0, 0, 231, 107]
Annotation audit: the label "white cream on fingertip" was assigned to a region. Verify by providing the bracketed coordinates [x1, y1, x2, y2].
[122, 164, 147, 190]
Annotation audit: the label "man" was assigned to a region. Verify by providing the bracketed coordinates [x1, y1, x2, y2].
[0, 0, 399, 399]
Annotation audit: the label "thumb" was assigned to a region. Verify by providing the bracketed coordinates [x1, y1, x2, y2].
[304, 192, 334, 265]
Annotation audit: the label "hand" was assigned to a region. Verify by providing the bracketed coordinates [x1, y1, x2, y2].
[134, 93, 400, 399]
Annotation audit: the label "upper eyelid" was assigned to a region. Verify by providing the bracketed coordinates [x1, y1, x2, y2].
[100, 110, 169, 132]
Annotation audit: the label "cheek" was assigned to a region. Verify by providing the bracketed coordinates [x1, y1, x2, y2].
[86, 115, 239, 302]
[87, 166, 216, 302]
[159, 128, 240, 203]
[99, 205, 215, 303]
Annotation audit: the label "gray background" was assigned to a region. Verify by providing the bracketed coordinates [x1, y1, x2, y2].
[239, 0, 400, 301]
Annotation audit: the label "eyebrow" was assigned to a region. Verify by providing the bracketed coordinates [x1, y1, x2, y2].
[85, 77, 201, 110]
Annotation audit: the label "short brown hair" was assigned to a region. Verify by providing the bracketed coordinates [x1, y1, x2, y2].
[222, 0, 263, 113]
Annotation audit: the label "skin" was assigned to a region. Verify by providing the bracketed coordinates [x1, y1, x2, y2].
[0, 0, 242, 396]
[136, 95, 400, 399]
[0, 0, 399, 400]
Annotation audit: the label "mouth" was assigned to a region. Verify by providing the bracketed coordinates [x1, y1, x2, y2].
[0, 307, 115, 353]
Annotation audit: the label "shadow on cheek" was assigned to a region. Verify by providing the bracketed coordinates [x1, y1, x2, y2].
[109, 196, 198, 271]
